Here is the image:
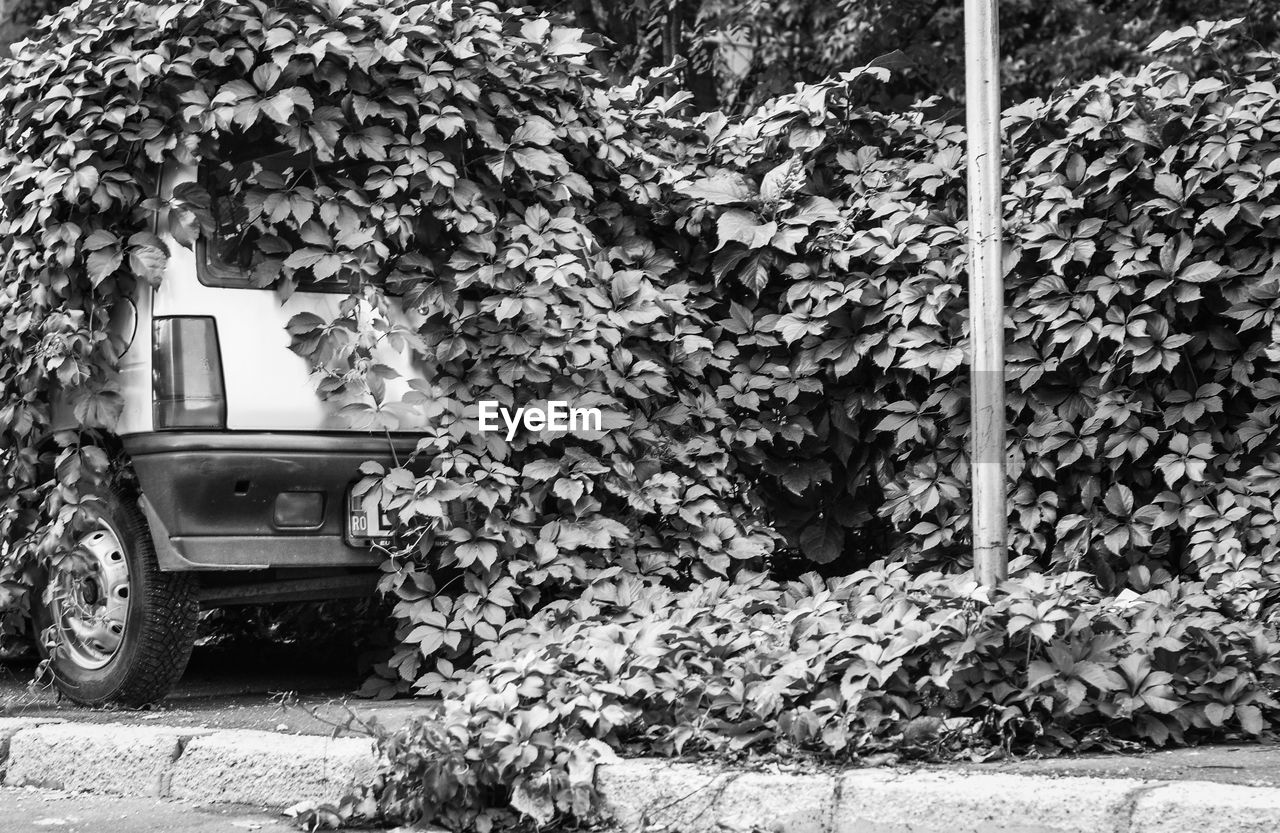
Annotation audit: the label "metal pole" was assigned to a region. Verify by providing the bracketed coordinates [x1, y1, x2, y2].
[964, 0, 1008, 587]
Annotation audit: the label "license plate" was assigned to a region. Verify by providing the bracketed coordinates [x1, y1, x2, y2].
[347, 487, 393, 543]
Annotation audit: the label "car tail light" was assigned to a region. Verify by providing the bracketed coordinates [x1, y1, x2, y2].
[152, 317, 227, 429]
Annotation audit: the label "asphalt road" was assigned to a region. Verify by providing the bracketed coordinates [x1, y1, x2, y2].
[0, 786, 304, 833]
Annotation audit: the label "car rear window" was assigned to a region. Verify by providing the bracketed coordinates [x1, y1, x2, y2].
[199, 135, 367, 294]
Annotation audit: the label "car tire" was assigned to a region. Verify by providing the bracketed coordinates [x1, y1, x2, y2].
[31, 482, 199, 707]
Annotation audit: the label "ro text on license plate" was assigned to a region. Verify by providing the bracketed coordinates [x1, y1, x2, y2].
[347, 488, 393, 541]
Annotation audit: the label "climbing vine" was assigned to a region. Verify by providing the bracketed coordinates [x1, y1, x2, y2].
[4, 4, 1280, 830]
[0, 0, 774, 679]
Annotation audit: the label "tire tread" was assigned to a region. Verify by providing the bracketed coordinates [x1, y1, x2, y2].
[48, 481, 199, 707]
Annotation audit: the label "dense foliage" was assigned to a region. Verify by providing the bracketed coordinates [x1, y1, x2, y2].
[0, 0, 776, 682]
[628, 19, 1280, 620]
[5, 2, 1280, 831]
[296, 565, 1279, 829]
[334, 15, 1280, 829]
[7, 0, 1280, 105]
[510, 0, 1280, 111]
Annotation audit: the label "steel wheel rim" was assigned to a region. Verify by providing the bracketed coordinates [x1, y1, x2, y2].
[50, 517, 131, 670]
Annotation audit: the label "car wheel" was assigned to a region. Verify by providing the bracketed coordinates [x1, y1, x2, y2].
[32, 483, 199, 707]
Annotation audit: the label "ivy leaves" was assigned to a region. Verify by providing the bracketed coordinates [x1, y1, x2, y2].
[642, 24, 1280, 584]
[363, 565, 1280, 828]
[212, 66, 315, 130]
[677, 172, 756, 205]
[5, 5, 1280, 829]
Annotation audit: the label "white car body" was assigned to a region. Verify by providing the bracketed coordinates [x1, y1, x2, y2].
[54, 163, 420, 576]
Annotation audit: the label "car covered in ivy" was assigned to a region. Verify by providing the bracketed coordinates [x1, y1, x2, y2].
[34, 138, 435, 705]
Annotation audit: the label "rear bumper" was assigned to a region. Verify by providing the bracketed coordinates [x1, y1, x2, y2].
[124, 431, 419, 571]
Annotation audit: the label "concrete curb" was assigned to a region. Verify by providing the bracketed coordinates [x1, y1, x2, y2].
[1, 722, 1279, 831]
[6, 722, 213, 797]
[596, 757, 1280, 833]
[0, 717, 63, 776]
[170, 730, 378, 806]
[0, 719, 377, 808]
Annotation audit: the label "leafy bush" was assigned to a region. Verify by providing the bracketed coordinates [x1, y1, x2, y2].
[296, 563, 1280, 829]
[356, 14, 1280, 699]
[622, 20, 1280, 616]
[510, 2, 1280, 113]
